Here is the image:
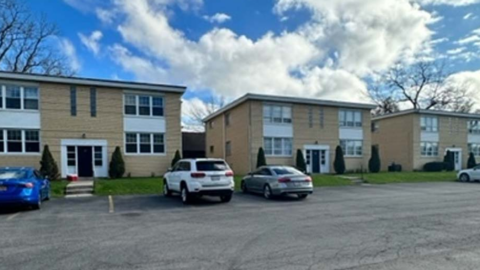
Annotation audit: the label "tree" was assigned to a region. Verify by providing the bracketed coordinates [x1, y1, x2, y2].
[171, 150, 182, 167]
[0, 0, 73, 75]
[443, 151, 455, 172]
[39, 145, 59, 180]
[333, 146, 346, 175]
[296, 149, 307, 173]
[468, 152, 477, 169]
[370, 60, 473, 116]
[183, 94, 225, 131]
[256, 147, 266, 168]
[369, 145, 381, 173]
[109, 147, 125, 179]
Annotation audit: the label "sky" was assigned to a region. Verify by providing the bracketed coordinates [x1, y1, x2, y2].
[27, 0, 480, 128]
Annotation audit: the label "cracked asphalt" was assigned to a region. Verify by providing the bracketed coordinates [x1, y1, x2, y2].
[3, 182, 480, 270]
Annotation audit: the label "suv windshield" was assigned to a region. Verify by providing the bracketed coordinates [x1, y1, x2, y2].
[196, 161, 228, 171]
[272, 167, 303, 176]
[0, 170, 27, 179]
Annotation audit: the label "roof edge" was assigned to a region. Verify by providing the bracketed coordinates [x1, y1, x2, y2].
[373, 109, 480, 121]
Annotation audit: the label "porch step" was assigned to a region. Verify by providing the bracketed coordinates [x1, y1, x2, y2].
[65, 194, 94, 199]
[65, 181, 94, 197]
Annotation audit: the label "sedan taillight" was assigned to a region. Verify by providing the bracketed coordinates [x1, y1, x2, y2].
[305, 177, 312, 182]
[191, 172, 206, 178]
[21, 183, 34, 189]
[278, 178, 291, 183]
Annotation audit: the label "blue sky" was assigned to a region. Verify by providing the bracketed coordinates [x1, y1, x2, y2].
[27, 0, 480, 115]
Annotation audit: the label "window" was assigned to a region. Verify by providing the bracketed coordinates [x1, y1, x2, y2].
[308, 107, 313, 128]
[25, 131, 39, 153]
[0, 88, 2, 108]
[196, 161, 228, 171]
[125, 133, 165, 154]
[210, 145, 214, 154]
[226, 141, 232, 156]
[6, 86, 21, 109]
[94, 146, 102, 166]
[153, 134, 165, 153]
[339, 110, 362, 128]
[7, 130, 22, 152]
[152, 97, 164, 116]
[263, 105, 292, 124]
[176, 162, 191, 171]
[24, 87, 39, 110]
[264, 137, 293, 156]
[209, 121, 214, 129]
[225, 113, 231, 126]
[67, 146, 76, 166]
[272, 166, 303, 176]
[468, 120, 480, 135]
[371, 122, 379, 132]
[469, 144, 480, 156]
[139, 96, 150, 116]
[70, 86, 77, 116]
[421, 116, 438, 132]
[421, 142, 439, 157]
[319, 108, 324, 128]
[340, 140, 363, 156]
[0, 130, 3, 152]
[124, 95, 137, 115]
[90, 88, 97, 117]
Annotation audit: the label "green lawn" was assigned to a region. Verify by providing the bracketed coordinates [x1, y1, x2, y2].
[350, 171, 457, 184]
[95, 178, 163, 196]
[50, 180, 69, 198]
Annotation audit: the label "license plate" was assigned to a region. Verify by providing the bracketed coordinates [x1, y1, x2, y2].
[0, 186, 6, 192]
[211, 176, 221, 181]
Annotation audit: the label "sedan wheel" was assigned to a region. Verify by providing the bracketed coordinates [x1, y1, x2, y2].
[32, 193, 41, 210]
[263, 185, 272, 200]
[460, 173, 470, 182]
[241, 181, 248, 193]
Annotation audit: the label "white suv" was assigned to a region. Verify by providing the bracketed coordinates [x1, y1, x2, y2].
[163, 159, 235, 204]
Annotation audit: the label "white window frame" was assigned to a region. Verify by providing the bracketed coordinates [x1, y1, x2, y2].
[123, 93, 164, 118]
[0, 129, 41, 155]
[468, 120, 480, 135]
[420, 141, 439, 157]
[340, 140, 363, 157]
[421, 116, 439, 133]
[263, 104, 292, 125]
[124, 132, 166, 156]
[339, 109, 362, 128]
[0, 84, 39, 112]
[263, 137, 293, 157]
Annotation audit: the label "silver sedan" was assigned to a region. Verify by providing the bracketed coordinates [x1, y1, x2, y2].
[241, 166, 313, 200]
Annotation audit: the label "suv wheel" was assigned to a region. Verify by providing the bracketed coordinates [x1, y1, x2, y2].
[163, 181, 172, 197]
[460, 173, 470, 182]
[263, 185, 272, 200]
[220, 194, 232, 203]
[181, 185, 191, 204]
[241, 181, 248, 193]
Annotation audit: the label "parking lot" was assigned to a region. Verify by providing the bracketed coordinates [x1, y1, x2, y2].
[3, 182, 480, 270]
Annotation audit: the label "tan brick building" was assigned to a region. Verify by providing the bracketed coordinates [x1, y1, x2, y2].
[372, 110, 480, 171]
[0, 72, 185, 178]
[204, 94, 376, 175]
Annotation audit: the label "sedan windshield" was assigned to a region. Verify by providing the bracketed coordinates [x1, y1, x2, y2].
[196, 161, 228, 171]
[0, 170, 27, 179]
[272, 167, 304, 176]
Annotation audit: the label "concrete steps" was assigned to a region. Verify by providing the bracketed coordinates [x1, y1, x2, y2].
[65, 181, 94, 198]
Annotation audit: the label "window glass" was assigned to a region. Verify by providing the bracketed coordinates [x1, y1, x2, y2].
[6, 86, 21, 109]
[261, 168, 272, 176]
[94, 146, 102, 166]
[263, 105, 271, 123]
[274, 138, 283, 155]
[340, 140, 363, 156]
[354, 112, 362, 127]
[421, 116, 438, 132]
[7, 130, 22, 152]
[272, 166, 303, 176]
[139, 96, 150, 116]
[153, 134, 165, 153]
[177, 162, 191, 171]
[125, 95, 137, 115]
[421, 142, 438, 156]
[0, 130, 3, 152]
[264, 137, 292, 156]
[196, 161, 228, 171]
[282, 107, 292, 123]
[67, 146, 76, 166]
[0, 169, 26, 179]
[90, 88, 97, 117]
[468, 120, 480, 134]
[469, 144, 480, 156]
[272, 106, 282, 123]
[139, 133, 151, 153]
[25, 130, 40, 153]
[264, 138, 273, 155]
[284, 138, 292, 156]
[339, 110, 346, 127]
[24, 87, 39, 110]
[152, 97, 163, 116]
[70, 86, 77, 116]
[126, 133, 138, 153]
[0, 87, 3, 108]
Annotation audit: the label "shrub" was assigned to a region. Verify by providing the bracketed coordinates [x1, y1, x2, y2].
[171, 150, 182, 167]
[109, 146, 125, 179]
[368, 145, 381, 173]
[39, 145, 60, 180]
[468, 153, 477, 169]
[256, 147, 267, 168]
[443, 151, 455, 172]
[333, 145, 346, 175]
[388, 163, 402, 172]
[423, 162, 446, 172]
[296, 149, 307, 173]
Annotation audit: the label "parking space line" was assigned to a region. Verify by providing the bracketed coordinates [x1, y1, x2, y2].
[6, 212, 20, 221]
[109, 195, 114, 213]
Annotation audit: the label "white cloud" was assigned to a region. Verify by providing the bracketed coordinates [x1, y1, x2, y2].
[463, 13, 476, 20]
[447, 70, 480, 110]
[78, 31, 103, 55]
[414, 0, 480, 6]
[473, 28, 480, 35]
[447, 47, 466, 54]
[456, 35, 480, 45]
[203, 13, 232, 24]
[96, 8, 116, 24]
[58, 38, 81, 72]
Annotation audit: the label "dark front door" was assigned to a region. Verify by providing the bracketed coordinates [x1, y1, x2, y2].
[312, 150, 320, 173]
[78, 146, 93, 177]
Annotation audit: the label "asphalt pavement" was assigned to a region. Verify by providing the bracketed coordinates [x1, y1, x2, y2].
[3, 182, 480, 270]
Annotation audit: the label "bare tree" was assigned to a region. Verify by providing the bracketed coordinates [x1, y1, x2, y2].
[370, 60, 473, 115]
[183, 95, 226, 131]
[0, 0, 73, 75]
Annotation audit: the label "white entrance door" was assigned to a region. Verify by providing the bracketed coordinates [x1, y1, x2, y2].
[305, 145, 330, 174]
[446, 148, 462, 171]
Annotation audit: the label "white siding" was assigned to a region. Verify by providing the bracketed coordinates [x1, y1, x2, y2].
[421, 132, 439, 142]
[339, 128, 363, 140]
[263, 123, 293, 138]
[124, 116, 166, 133]
[0, 111, 40, 129]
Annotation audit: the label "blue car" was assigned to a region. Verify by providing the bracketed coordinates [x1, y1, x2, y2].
[0, 167, 50, 210]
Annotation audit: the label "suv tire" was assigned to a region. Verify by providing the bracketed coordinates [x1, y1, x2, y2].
[163, 181, 172, 197]
[181, 185, 192, 204]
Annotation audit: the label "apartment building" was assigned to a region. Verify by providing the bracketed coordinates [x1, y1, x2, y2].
[0, 72, 185, 178]
[204, 94, 376, 175]
[372, 110, 480, 171]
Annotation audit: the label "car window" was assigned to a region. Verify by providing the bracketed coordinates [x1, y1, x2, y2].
[196, 161, 228, 171]
[0, 170, 26, 179]
[176, 162, 191, 171]
[272, 167, 303, 176]
[260, 168, 272, 176]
